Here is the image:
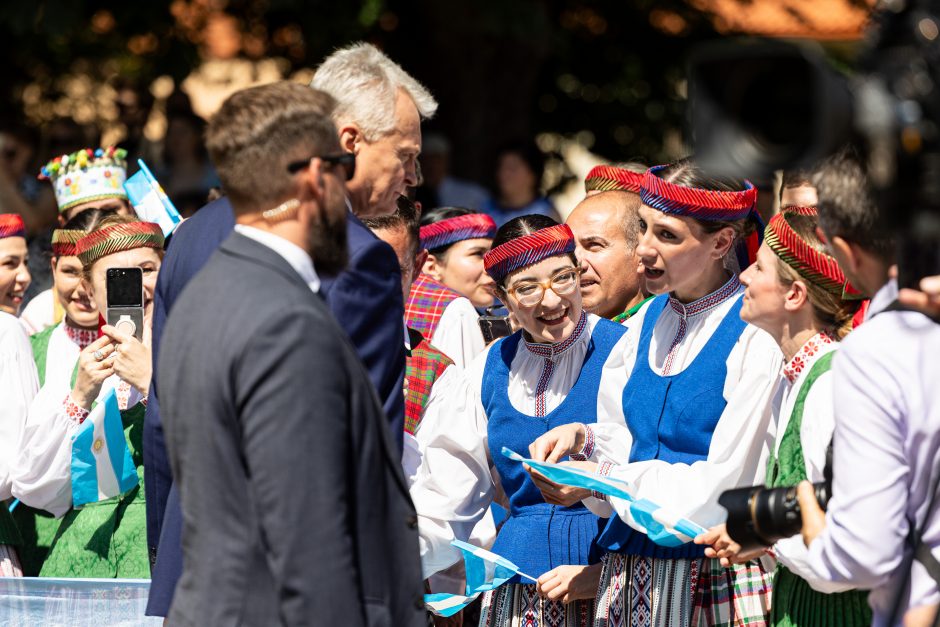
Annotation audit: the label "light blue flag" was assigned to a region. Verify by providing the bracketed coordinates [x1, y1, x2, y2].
[424, 540, 537, 617]
[123, 159, 182, 237]
[70, 388, 138, 508]
[501, 447, 706, 547]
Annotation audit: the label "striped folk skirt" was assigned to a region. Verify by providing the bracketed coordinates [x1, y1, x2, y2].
[480, 583, 595, 627]
[593, 553, 773, 627]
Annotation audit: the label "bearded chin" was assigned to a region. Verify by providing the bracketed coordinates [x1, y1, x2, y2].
[310, 213, 348, 277]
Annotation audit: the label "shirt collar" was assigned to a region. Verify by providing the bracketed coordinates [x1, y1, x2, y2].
[668, 274, 742, 320]
[64, 322, 97, 350]
[234, 224, 321, 293]
[523, 311, 588, 360]
[865, 277, 899, 321]
[783, 331, 834, 384]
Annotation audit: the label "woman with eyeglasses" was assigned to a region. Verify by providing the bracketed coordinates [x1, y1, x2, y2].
[411, 214, 634, 626]
[527, 159, 782, 625]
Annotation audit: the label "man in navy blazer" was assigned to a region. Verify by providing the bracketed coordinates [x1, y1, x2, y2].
[145, 43, 438, 616]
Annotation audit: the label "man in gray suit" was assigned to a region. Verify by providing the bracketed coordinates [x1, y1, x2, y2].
[158, 82, 425, 626]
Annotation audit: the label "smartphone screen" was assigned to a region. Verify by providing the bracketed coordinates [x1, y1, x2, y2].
[106, 268, 143, 308]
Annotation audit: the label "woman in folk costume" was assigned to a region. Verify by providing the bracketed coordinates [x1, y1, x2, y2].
[530, 159, 782, 626]
[0, 213, 39, 577]
[12, 208, 116, 575]
[412, 215, 634, 627]
[20, 147, 134, 335]
[12, 214, 163, 578]
[698, 209, 870, 626]
[408, 207, 497, 368]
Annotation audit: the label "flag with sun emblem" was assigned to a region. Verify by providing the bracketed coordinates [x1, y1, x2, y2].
[70, 388, 138, 507]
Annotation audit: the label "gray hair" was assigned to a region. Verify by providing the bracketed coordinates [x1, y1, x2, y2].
[311, 42, 438, 141]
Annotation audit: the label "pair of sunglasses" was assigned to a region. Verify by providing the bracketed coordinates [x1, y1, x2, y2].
[287, 153, 356, 181]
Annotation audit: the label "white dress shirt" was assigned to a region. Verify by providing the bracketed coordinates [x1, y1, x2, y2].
[428, 297, 486, 370]
[806, 279, 940, 625]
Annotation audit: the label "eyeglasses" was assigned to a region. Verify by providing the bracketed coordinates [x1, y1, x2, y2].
[506, 267, 582, 307]
[287, 153, 356, 181]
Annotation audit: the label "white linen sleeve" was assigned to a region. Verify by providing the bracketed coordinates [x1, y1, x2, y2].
[604, 327, 781, 531]
[411, 351, 497, 578]
[11, 383, 84, 517]
[431, 298, 485, 369]
[0, 321, 39, 500]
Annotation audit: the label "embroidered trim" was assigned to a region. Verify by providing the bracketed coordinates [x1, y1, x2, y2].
[533, 359, 555, 418]
[63, 395, 90, 424]
[571, 423, 595, 461]
[594, 460, 615, 501]
[116, 380, 132, 411]
[522, 311, 588, 360]
[783, 332, 834, 384]
[663, 276, 741, 375]
[64, 324, 97, 350]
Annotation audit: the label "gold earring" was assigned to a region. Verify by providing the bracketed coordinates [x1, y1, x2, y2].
[262, 199, 301, 224]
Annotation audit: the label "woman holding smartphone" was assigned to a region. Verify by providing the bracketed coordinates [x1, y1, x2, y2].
[406, 207, 497, 368]
[411, 215, 633, 626]
[12, 214, 163, 578]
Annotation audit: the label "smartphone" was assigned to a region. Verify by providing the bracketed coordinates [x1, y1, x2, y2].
[106, 267, 144, 341]
[478, 306, 513, 344]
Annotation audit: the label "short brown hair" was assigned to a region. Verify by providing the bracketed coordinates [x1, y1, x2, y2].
[206, 82, 338, 212]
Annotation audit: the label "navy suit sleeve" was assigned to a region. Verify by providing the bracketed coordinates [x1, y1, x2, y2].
[322, 220, 405, 452]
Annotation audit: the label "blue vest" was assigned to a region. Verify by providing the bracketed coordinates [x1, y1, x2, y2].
[597, 293, 747, 559]
[483, 317, 626, 580]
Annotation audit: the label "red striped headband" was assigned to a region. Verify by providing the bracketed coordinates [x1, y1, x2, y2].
[51, 229, 86, 257]
[780, 205, 817, 216]
[640, 165, 757, 222]
[0, 214, 26, 239]
[420, 213, 497, 251]
[765, 212, 860, 298]
[483, 224, 575, 282]
[585, 165, 643, 194]
[76, 222, 165, 267]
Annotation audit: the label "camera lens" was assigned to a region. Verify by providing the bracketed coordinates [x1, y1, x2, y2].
[719, 481, 830, 553]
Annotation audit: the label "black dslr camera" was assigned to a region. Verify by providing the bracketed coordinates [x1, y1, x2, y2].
[691, 0, 940, 547]
[717, 452, 832, 553]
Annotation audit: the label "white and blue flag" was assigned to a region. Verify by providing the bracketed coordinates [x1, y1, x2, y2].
[70, 388, 138, 508]
[123, 159, 182, 237]
[424, 540, 537, 617]
[501, 447, 706, 546]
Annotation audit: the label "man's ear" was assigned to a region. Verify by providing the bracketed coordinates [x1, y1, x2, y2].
[338, 124, 362, 155]
[413, 249, 429, 283]
[423, 253, 443, 280]
[830, 235, 860, 276]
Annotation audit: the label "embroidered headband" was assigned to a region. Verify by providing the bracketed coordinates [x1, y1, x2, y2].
[38, 147, 128, 212]
[584, 165, 643, 194]
[76, 221, 164, 268]
[51, 229, 86, 257]
[0, 214, 26, 239]
[780, 205, 817, 216]
[483, 223, 575, 283]
[420, 213, 497, 251]
[765, 212, 861, 298]
[641, 164, 764, 269]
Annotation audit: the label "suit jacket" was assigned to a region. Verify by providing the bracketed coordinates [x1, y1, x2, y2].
[144, 198, 407, 615]
[158, 232, 424, 626]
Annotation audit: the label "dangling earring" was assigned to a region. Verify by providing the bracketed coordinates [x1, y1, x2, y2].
[262, 199, 301, 224]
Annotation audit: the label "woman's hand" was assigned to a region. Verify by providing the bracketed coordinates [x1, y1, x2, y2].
[71, 335, 116, 409]
[695, 524, 767, 567]
[101, 323, 152, 394]
[536, 563, 603, 604]
[528, 423, 586, 463]
[525, 461, 596, 507]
